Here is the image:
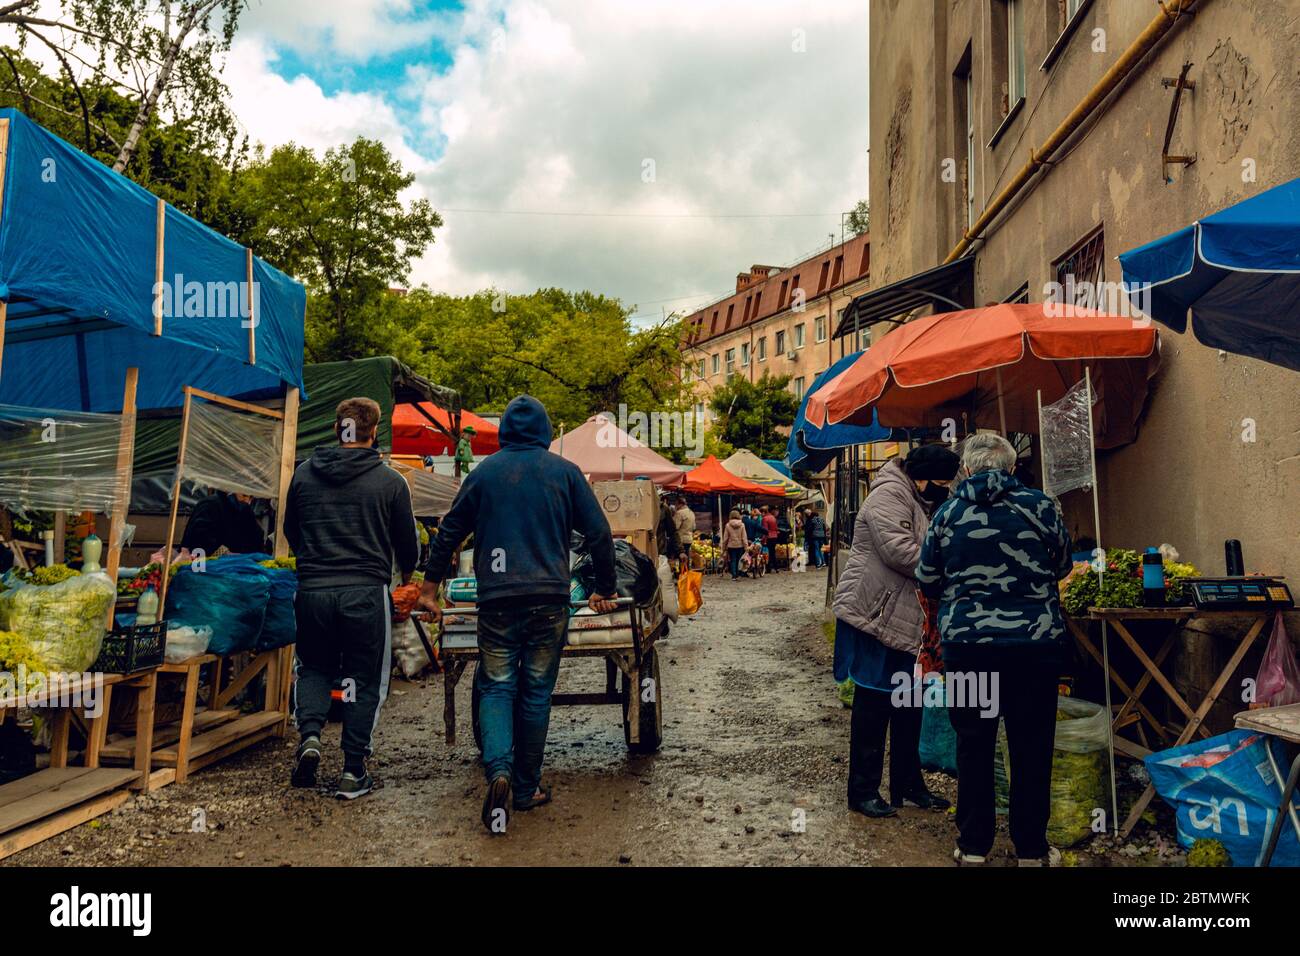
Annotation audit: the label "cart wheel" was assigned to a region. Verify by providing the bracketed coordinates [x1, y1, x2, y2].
[622, 648, 663, 754]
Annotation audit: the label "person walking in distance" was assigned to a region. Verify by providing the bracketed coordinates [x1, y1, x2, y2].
[418, 395, 618, 834]
[284, 397, 419, 799]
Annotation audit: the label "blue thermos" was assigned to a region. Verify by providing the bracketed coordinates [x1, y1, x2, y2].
[1142, 547, 1165, 607]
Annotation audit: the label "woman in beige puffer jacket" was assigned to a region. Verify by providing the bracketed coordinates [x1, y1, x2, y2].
[719, 510, 749, 580]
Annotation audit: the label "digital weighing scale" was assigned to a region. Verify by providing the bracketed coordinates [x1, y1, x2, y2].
[1185, 577, 1294, 611]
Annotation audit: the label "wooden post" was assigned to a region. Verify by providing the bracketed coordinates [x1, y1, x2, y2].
[158, 387, 194, 611]
[995, 365, 1008, 436]
[153, 198, 165, 336]
[52, 511, 65, 564]
[274, 387, 300, 559]
[105, 368, 139, 629]
[246, 249, 256, 366]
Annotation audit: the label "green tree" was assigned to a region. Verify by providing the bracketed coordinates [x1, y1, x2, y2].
[707, 372, 798, 460]
[233, 138, 443, 361]
[3, 0, 243, 171]
[846, 198, 870, 237]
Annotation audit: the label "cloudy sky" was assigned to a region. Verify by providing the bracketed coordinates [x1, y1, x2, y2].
[26, 0, 872, 323]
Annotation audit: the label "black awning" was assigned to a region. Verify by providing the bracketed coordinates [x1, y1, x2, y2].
[833, 256, 976, 339]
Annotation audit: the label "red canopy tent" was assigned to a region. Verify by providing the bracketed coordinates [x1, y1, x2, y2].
[392, 403, 500, 456]
[805, 302, 1159, 448]
[681, 455, 773, 495]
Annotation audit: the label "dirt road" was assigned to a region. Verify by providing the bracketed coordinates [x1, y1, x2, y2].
[12, 568, 1085, 867]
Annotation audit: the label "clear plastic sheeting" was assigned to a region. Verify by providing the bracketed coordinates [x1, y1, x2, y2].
[388, 458, 458, 517]
[0, 404, 129, 516]
[1038, 377, 1095, 497]
[180, 400, 283, 499]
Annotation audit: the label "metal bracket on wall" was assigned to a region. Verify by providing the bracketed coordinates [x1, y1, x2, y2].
[1162, 62, 1197, 183]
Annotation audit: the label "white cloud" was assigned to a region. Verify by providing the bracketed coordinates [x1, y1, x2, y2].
[229, 0, 872, 315]
[238, 0, 454, 59]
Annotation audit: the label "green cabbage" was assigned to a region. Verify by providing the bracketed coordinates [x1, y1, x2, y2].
[0, 571, 115, 673]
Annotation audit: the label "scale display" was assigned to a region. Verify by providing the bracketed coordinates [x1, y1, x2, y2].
[1186, 577, 1293, 611]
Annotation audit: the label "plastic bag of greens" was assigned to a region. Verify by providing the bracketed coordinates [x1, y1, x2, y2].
[165, 555, 270, 656]
[994, 697, 1109, 846]
[0, 570, 115, 672]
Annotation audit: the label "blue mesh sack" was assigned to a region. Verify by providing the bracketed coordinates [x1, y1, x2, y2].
[166, 554, 271, 656]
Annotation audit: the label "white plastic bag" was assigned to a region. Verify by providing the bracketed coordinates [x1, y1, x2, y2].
[392, 618, 433, 678]
[657, 555, 678, 622]
[164, 624, 212, 663]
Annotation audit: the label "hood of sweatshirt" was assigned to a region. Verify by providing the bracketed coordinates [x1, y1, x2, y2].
[307, 445, 386, 486]
[956, 468, 1023, 504]
[498, 394, 553, 450]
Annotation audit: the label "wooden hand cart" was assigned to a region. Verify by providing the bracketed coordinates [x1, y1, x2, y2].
[436, 597, 668, 754]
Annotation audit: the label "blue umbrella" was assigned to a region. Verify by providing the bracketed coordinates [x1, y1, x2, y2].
[1119, 176, 1300, 371]
[786, 350, 892, 472]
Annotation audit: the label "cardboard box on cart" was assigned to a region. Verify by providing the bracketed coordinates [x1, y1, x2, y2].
[591, 479, 658, 564]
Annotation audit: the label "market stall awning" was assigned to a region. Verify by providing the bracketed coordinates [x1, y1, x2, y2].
[1119, 176, 1300, 371]
[0, 109, 306, 412]
[394, 404, 499, 457]
[722, 449, 808, 498]
[833, 256, 975, 340]
[549, 414, 685, 486]
[786, 349, 893, 473]
[680, 455, 774, 495]
[806, 302, 1160, 449]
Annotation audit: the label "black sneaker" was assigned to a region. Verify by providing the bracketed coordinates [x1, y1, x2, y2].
[335, 769, 374, 800]
[291, 736, 321, 788]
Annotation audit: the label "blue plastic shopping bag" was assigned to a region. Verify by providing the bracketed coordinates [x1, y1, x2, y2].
[1145, 730, 1300, 867]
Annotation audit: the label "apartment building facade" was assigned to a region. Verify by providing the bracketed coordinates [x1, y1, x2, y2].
[865, 0, 1300, 589]
[680, 232, 871, 436]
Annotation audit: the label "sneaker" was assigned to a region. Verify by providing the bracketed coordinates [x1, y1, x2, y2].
[891, 789, 951, 811]
[953, 847, 987, 866]
[291, 736, 321, 788]
[335, 769, 374, 800]
[482, 775, 511, 834]
[1017, 847, 1062, 867]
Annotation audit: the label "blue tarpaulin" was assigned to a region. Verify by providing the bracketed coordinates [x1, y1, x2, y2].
[1119, 177, 1300, 372]
[0, 109, 306, 412]
[786, 350, 891, 472]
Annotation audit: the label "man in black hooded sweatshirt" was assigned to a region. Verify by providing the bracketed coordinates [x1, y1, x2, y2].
[283, 397, 419, 799]
[419, 394, 618, 833]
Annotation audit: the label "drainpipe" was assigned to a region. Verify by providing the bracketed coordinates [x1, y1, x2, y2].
[944, 0, 1203, 263]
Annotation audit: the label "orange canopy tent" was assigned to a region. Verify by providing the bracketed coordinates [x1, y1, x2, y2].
[392, 403, 500, 456]
[805, 302, 1159, 448]
[680, 455, 777, 496]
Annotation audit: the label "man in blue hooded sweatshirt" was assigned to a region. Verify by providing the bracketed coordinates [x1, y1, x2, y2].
[418, 395, 618, 833]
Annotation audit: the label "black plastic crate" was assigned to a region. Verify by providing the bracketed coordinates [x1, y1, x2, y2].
[93, 619, 168, 674]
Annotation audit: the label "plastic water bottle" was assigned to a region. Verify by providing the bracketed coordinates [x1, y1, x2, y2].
[1142, 547, 1165, 607]
[136, 585, 160, 626]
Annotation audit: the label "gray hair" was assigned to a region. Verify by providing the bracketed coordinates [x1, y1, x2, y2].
[960, 433, 1018, 475]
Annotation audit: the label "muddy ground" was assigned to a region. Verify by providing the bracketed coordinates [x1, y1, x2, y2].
[9, 569, 1176, 866]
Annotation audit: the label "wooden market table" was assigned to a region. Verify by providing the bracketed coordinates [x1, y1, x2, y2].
[1066, 606, 1272, 837]
[99, 646, 293, 785]
[1235, 703, 1300, 867]
[0, 668, 159, 860]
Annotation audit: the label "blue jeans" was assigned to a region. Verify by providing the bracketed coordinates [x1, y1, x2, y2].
[809, 536, 825, 567]
[476, 602, 569, 797]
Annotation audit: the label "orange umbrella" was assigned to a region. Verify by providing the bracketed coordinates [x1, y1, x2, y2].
[392, 403, 500, 456]
[805, 302, 1159, 448]
[681, 455, 778, 495]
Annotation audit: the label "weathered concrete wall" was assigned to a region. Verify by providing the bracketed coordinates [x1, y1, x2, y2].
[871, 0, 1300, 582]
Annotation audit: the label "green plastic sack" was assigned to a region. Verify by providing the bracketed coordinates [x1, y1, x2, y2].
[0, 571, 115, 672]
[837, 678, 856, 708]
[919, 677, 958, 775]
[993, 696, 1109, 847]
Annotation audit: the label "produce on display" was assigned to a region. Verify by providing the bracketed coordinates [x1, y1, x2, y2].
[1187, 838, 1231, 867]
[0, 568, 116, 672]
[1061, 548, 1199, 617]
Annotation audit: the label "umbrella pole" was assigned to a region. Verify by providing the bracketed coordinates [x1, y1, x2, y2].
[716, 495, 723, 575]
[996, 366, 1008, 436]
